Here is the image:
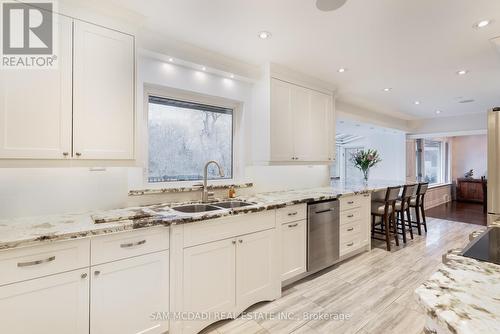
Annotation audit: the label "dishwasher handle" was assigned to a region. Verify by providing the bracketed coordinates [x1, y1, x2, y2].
[314, 208, 334, 214]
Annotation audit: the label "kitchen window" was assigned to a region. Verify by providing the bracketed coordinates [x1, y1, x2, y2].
[147, 95, 233, 183]
[416, 139, 450, 185]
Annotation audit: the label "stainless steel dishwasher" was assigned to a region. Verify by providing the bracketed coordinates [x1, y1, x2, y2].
[307, 200, 340, 273]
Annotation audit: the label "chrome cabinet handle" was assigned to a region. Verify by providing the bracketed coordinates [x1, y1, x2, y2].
[347, 242, 354, 247]
[232, 240, 236, 245]
[81, 273, 88, 279]
[288, 223, 298, 228]
[17, 256, 55, 267]
[347, 214, 354, 218]
[288, 212, 298, 216]
[75, 152, 82, 157]
[120, 239, 146, 248]
[62, 152, 69, 156]
[238, 239, 243, 243]
[347, 201, 354, 205]
[94, 270, 101, 276]
[347, 227, 354, 231]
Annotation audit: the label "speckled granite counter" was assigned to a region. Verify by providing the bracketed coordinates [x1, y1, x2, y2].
[0, 180, 404, 251]
[415, 227, 500, 334]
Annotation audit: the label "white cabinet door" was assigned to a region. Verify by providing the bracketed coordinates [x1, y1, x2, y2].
[90, 251, 169, 334]
[183, 238, 236, 334]
[270, 78, 294, 162]
[0, 269, 89, 334]
[236, 229, 278, 310]
[281, 220, 307, 282]
[309, 90, 333, 162]
[291, 85, 313, 161]
[73, 21, 135, 160]
[0, 14, 72, 159]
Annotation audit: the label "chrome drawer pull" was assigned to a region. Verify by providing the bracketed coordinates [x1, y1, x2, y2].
[287, 212, 298, 216]
[347, 227, 354, 231]
[17, 256, 55, 267]
[347, 214, 354, 218]
[347, 242, 354, 247]
[288, 223, 299, 228]
[315, 209, 332, 214]
[347, 201, 354, 205]
[120, 240, 147, 248]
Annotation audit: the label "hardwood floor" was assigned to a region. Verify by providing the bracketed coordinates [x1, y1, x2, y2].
[426, 201, 487, 226]
[200, 218, 481, 334]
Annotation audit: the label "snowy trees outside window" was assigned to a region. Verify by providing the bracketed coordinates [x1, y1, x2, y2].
[148, 96, 233, 183]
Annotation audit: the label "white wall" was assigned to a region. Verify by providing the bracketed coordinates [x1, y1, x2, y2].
[451, 135, 488, 180]
[408, 113, 487, 136]
[340, 132, 406, 182]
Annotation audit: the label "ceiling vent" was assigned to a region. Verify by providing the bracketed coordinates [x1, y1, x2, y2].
[459, 99, 475, 104]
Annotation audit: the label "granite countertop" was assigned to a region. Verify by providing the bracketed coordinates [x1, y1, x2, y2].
[128, 182, 254, 196]
[415, 225, 500, 334]
[0, 180, 404, 251]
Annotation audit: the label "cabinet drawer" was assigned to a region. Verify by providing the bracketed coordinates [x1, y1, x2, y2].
[276, 204, 306, 224]
[340, 208, 362, 225]
[91, 227, 169, 265]
[339, 196, 363, 211]
[0, 238, 90, 286]
[340, 220, 363, 240]
[339, 233, 362, 256]
[183, 210, 275, 248]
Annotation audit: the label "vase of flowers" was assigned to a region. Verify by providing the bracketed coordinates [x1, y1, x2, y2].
[350, 149, 382, 184]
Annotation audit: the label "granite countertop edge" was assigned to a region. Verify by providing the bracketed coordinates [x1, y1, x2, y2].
[414, 223, 500, 334]
[0, 180, 403, 251]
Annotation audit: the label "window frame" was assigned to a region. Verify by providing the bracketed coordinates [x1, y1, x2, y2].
[415, 138, 451, 186]
[143, 84, 243, 188]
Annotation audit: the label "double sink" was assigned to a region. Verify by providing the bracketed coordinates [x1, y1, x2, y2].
[172, 200, 255, 213]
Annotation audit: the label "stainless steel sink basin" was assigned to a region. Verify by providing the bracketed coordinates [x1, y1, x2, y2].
[172, 204, 222, 213]
[213, 201, 255, 209]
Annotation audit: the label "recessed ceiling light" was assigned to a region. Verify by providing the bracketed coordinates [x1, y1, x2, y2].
[473, 19, 493, 29]
[436, 110, 442, 114]
[383, 88, 392, 92]
[338, 68, 347, 73]
[258, 31, 272, 39]
[230, 74, 235, 78]
[201, 66, 206, 71]
[457, 69, 469, 75]
[414, 101, 421, 105]
[168, 57, 174, 62]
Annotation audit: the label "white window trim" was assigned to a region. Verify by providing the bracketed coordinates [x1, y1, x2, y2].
[142, 84, 244, 188]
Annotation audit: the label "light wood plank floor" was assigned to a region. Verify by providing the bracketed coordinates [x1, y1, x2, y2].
[200, 218, 481, 334]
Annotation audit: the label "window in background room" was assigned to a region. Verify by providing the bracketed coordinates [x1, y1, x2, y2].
[148, 96, 233, 183]
[415, 138, 450, 185]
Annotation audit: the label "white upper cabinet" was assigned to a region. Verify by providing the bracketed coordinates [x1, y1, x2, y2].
[269, 77, 335, 163]
[0, 14, 73, 159]
[270, 78, 294, 161]
[73, 21, 135, 160]
[0, 13, 135, 161]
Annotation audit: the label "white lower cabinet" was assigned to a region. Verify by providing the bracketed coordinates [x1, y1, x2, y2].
[181, 228, 278, 334]
[0, 269, 90, 334]
[90, 250, 169, 334]
[280, 220, 307, 282]
[236, 229, 277, 310]
[183, 238, 236, 334]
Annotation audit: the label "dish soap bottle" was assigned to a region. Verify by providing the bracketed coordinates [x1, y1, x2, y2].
[228, 186, 236, 199]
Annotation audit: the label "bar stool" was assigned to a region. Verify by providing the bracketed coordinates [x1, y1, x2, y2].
[409, 182, 429, 235]
[395, 184, 418, 243]
[371, 186, 402, 251]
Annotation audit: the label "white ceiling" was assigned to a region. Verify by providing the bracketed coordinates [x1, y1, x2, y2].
[98, 0, 500, 120]
[337, 118, 404, 137]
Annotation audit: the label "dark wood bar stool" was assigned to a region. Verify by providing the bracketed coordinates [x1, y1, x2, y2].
[371, 186, 402, 251]
[395, 184, 418, 243]
[409, 182, 429, 235]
